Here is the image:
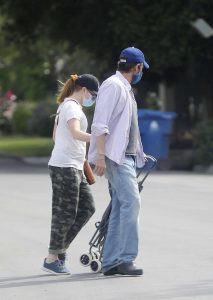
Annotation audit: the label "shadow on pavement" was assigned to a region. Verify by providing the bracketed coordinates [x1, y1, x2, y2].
[0, 272, 118, 289]
[1, 274, 213, 299]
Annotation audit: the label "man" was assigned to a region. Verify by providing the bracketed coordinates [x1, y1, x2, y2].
[88, 47, 149, 276]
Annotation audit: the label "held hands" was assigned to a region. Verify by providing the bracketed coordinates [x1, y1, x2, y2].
[94, 154, 106, 176]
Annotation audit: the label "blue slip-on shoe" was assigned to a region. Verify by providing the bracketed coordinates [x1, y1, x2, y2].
[42, 258, 71, 275]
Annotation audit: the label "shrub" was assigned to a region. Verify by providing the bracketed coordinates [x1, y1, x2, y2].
[0, 112, 12, 134]
[28, 101, 58, 137]
[11, 102, 35, 134]
[194, 120, 213, 165]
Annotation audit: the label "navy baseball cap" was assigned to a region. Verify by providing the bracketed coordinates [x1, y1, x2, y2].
[76, 74, 99, 94]
[119, 47, 149, 69]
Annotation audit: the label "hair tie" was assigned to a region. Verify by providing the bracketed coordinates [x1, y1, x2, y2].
[70, 74, 78, 81]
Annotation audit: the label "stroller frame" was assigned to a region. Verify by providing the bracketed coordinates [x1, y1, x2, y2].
[80, 155, 157, 272]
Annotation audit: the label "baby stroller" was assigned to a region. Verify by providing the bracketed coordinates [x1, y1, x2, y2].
[80, 155, 157, 273]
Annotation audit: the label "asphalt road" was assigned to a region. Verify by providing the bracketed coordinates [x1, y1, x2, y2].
[0, 163, 213, 300]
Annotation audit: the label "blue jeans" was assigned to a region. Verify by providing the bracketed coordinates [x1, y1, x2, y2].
[102, 156, 141, 272]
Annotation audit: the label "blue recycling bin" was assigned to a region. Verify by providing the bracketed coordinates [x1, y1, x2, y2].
[138, 109, 177, 159]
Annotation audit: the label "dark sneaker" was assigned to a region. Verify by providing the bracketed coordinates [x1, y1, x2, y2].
[42, 259, 71, 275]
[103, 266, 119, 276]
[117, 262, 143, 276]
[103, 262, 143, 276]
[58, 253, 67, 265]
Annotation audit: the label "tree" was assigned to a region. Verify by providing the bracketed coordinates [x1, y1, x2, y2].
[0, 0, 213, 114]
[1, 0, 213, 68]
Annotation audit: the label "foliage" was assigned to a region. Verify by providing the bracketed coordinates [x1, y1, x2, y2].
[144, 92, 161, 110]
[0, 0, 213, 117]
[0, 34, 56, 101]
[28, 100, 57, 137]
[194, 120, 213, 165]
[11, 102, 35, 134]
[1, 0, 213, 73]
[0, 98, 13, 134]
[0, 112, 11, 134]
[10, 100, 58, 137]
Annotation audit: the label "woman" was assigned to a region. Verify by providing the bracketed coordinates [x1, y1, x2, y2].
[42, 74, 99, 275]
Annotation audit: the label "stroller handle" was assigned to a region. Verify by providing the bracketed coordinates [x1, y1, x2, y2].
[137, 155, 157, 187]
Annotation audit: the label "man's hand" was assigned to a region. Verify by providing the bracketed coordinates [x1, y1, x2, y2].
[95, 135, 106, 176]
[94, 158, 106, 176]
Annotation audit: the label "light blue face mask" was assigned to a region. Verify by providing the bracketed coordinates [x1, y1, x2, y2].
[82, 96, 95, 107]
[131, 71, 143, 85]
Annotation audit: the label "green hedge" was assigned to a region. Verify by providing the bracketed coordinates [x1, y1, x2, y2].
[11, 101, 57, 137]
[6, 100, 94, 137]
[28, 101, 57, 137]
[11, 102, 35, 134]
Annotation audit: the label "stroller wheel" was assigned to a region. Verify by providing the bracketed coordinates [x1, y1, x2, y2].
[90, 259, 102, 273]
[80, 253, 92, 267]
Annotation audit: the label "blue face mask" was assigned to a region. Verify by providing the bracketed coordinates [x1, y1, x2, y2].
[82, 96, 95, 107]
[131, 71, 143, 85]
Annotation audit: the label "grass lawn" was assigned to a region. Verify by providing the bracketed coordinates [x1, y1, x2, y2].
[0, 136, 54, 157]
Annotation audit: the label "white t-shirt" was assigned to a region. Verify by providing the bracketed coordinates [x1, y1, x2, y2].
[48, 98, 88, 170]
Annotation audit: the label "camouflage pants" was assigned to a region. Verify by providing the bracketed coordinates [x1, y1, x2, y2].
[48, 166, 95, 255]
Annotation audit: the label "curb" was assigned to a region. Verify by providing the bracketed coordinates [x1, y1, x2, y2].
[193, 164, 213, 174]
[0, 155, 49, 167]
[22, 156, 49, 166]
[0, 155, 213, 173]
